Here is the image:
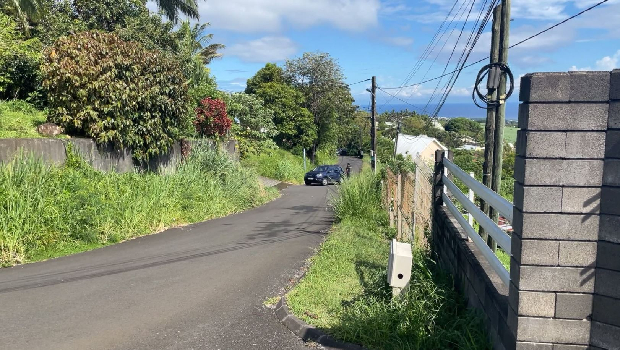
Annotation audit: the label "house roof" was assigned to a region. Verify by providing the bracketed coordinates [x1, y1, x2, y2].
[395, 134, 448, 158]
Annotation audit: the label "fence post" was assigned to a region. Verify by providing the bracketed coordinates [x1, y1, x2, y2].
[433, 150, 446, 209]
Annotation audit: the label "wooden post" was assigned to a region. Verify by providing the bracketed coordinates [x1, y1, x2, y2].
[489, 0, 511, 253]
[480, 4, 502, 247]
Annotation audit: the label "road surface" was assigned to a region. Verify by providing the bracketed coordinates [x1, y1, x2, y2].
[0, 157, 362, 350]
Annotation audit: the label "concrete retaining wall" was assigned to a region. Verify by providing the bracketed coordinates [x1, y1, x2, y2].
[432, 206, 513, 350]
[0, 138, 238, 173]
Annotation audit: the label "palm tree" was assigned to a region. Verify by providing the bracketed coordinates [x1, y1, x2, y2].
[153, 0, 199, 23]
[1, 0, 40, 30]
[178, 21, 225, 64]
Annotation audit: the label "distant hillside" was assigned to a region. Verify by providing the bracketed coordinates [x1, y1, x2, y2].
[376, 102, 519, 120]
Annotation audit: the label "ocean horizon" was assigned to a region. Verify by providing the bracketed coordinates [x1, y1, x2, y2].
[370, 102, 519, 120]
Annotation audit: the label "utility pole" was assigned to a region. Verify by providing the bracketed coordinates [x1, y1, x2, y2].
[371, 76, 377, 173]
[490, 0, 511, 244]
[393, 119, 402, 158]
[479, 4, 502, 247]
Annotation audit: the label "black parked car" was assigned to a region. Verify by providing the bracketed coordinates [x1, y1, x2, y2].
[304, 165, 345, 186]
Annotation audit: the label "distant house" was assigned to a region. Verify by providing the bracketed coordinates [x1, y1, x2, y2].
[458, 144, 483, 151]
[395, 134, 448, 163]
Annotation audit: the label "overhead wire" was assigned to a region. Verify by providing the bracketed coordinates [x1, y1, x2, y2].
[379, 0, 610, 94]
[379, 0, 464, 107]
[431, 0, 499, 117]
[422, 0, 480, 115]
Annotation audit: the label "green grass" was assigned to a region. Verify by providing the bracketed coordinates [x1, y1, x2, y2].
[0, 100, 65, 138]
[242, 148, 307, 184]
[0, 142, 278, 266]
[477, 121, 518, 145]
[503, 126, 518, 145]
[287, 171, 491, 350]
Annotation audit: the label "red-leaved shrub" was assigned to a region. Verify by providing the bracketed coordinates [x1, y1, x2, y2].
[194, 97, 232, 138]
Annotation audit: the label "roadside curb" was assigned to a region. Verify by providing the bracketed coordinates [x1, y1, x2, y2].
[274, 296, 368, 350]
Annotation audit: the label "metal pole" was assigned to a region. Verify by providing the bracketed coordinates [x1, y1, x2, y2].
[303, 148, 307, 171]
[490, 0, 511, 253]
[479, 4, 502, 247]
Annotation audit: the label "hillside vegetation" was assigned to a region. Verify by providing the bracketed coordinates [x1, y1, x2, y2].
[0, 143, 277, 266]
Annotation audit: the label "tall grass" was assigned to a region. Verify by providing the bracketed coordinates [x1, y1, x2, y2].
[241, 148, 307, 184]
[287, 170, 491, 350]
[0, 142, 276, 266]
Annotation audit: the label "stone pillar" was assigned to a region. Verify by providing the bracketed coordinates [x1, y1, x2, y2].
[591, 69, 620, 349]
[509, 71, 610, 349]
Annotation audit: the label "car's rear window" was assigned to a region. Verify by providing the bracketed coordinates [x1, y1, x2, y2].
[313, 166, 329, 172]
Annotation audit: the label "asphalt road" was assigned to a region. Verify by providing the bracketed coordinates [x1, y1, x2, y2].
[0, 156, 362, 350]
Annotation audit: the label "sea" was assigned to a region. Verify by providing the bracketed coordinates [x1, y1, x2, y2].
[374, 102, 519, 120]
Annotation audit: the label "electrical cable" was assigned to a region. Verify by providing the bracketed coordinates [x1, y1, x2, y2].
[472, 63, 514, 108]
[379, 0, 465, 108]
[432, 0, 498, 117]
[380, 0, 610, 92]
[348, 78, 371, 86]
[422, 0, 480, 115]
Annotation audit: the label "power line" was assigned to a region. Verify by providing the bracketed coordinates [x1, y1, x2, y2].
[380, 0, 610, 92]
[422, 0, 480, 115]
[431, 0, 499, 117]
[377, 87, 420, 110]
[379, 0, 464, 107]
[348, 78, 372, 86]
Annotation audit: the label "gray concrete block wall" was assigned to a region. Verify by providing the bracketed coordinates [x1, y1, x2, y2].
[433, 207, 513, 350]
[510, 70, 620, 350]
[0, 138, 239, 173]
[591, 69, 620, 350]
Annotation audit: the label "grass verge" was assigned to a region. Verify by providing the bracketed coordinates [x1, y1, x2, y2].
[0, 100, 66, 138]
[242, 148, 307, 184]
[287, 171, 491, 350]
[0, 142, 278, 266]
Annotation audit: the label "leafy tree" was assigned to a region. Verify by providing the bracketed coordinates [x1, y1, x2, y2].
[444, 117, 483, 142]
[73, 0, 143, 31]
[31, 0, 88, 46]
[0, 12, 42, 100]
[284, 52, 355, 156]
[225, 93, 277, 155]
[43, 31, 189, 160]
[0, 0, 41, 31]
[245, 63, 286, 95]
[194, 97, 231, 138]
[255, 81, 316, 150]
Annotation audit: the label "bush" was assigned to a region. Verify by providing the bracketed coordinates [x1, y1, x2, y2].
[194, 97, 232, 138]
[0, 13, 43, 101]
[0, 142, 275, 266]
[42, 31, 190, 161]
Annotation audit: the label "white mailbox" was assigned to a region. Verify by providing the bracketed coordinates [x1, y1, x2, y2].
[387, 239, 412, 288]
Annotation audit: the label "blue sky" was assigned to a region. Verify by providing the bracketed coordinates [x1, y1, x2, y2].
[185, 0, 620, 111]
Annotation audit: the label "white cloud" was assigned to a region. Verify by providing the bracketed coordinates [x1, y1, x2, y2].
[194, 0, 380, 32]
[570, 50, 620, 71]
[225, 37, 298, 63]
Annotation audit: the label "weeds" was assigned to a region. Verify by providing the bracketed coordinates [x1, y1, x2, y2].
[0, 142, 277, 266]
[242, 148, 307, 184]
[287, 169, 491, 350]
